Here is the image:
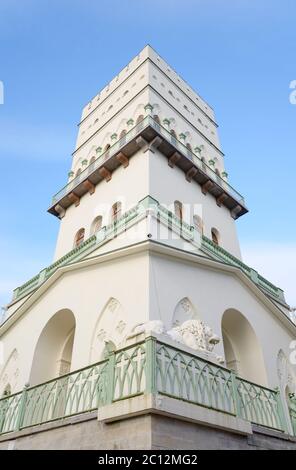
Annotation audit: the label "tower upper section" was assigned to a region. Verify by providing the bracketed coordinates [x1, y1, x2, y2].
[48, 45, 247, 262]
[71, 45, 223, 179]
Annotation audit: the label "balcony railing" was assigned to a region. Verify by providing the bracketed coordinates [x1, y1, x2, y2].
[50, 116, 246, 212]
[9, 197, 285, 307]
[0, 337, 293, 436]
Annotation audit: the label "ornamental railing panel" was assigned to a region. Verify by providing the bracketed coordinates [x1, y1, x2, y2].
[21, 361, 108, 428]
[155, 342, 235, 415]
[288, 393, 296, 435]
[0, 338, 293, 437]
[0, 392, 22, 434]
[236, 378, 283, 430]
[113, 343, 147, 401]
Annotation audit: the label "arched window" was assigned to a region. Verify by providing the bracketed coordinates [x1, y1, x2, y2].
[91, 215, 103, 235]
[193, 215, 203, 234]
[201, 156, 207, 172]
[136, 114, 144, 124]
[75, 168, 81, 178]
[136, 114, 144, 130]
[174, 200, 183, 221]
[119, 129, 127, 145]
[153, 115, 160, 124]
[211, 228, 220, 245]
[89, 156, 96, 166]
[170, 129, 177, 145]
[111, 202, 122, 222]
[215, 168, 221, 178]
[186, 142, 192, 158]
[74, 228, 85, 248]
[104, 143, 111, 160]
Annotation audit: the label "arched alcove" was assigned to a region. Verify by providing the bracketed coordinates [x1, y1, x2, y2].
[222, 309, 268, 385]
[29, 309, 76, 386]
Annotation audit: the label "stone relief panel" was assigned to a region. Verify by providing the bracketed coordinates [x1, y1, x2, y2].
[89, 297, 129, 362]
[128, 318, 223, 365]
[172, 297, 198, 327]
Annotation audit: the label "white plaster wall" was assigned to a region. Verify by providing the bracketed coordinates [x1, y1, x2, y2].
[148, 252, 296, 388]
[80, 45, 214, 126]
[149, 148, 241, 258]
[54, 148, 150, 260]
[76, 62, 149, 150]
[2, 247, 294, 395]
[148, 63, 220, 150]
[54, 145, 240, 262]
[72, 88, 150, 171]
[0, 252, 149, 395]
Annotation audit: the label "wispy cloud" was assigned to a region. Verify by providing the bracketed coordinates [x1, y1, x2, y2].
[241, 242, 296, 307]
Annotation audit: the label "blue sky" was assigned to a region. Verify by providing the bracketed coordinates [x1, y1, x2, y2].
[0, 0, 295, 308]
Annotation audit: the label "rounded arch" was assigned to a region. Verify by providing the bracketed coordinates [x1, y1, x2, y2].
[172, 297, 199, 327]
[29, 309, 76, 385]
[89, 297, 128, 363]
[119, 129, 127, 138]
[87, 145, 97, 159]
[211, 227, 220, 245]
[111, 201, 122, 222]
[74, 228, 85, 248]
[174, 200, 183, 221]
[193, 214, 204, 234]
[136, 114, 144, 125]
[222, 309, 268, 385]
[133, 103, 145, 121]
[91, 215, 103, 235]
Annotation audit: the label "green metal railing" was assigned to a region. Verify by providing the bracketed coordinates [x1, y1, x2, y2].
[51, 115, 246, 208]
[0, 337, 293, 436]
[289, 393, 296, 435]
[201, 235, 285, 302]
[9, 196, 284, 307]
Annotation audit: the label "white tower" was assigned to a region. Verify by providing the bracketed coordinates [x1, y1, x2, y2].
[0, 46, 295, 449]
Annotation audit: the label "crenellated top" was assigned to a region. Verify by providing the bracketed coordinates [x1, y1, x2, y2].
[76, 46, 220, 154]
[80, 45, 215, 123]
